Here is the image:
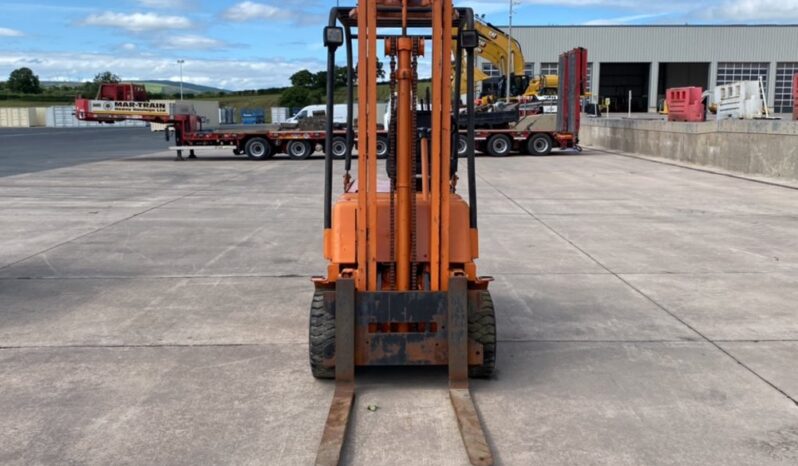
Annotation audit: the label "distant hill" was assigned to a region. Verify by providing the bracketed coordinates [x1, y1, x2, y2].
[133, 80, 231, 95]
[40, 80, 230, 95]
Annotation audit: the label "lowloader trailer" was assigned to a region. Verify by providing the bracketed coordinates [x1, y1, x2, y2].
[75, 91, 390, 161]
[76, 76, 585, 161]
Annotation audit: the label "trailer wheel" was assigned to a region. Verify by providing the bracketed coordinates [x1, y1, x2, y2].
[330, 137, 348, 160]
[456, 135, 469, 158]
[287, 140, 314, 160]
[309, 291, 335, 379]
[527, 133, 553, 156]
[486, 134, 512, 157]
[376, 136, 389, 159]
[469, 291, 496, 379]
[245, 137, 272, 160]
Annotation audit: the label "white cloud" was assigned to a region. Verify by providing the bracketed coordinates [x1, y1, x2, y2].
[160, 35, 229, 50]
[136, 0, 190, 8]
[462, 0, 699, 17]
[82, 12, 192, 32]
[120, 43, 137, 51]
[0, 51, 325, 90]
[222, 1, 284, 21]
[221, 1, 322, 25]
[0, 27, 24, 37]
[702, 0, 798, 20]
[584, 13, 669, 25]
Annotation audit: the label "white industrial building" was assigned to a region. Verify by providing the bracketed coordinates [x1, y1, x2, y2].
[486, 25, 798, 113]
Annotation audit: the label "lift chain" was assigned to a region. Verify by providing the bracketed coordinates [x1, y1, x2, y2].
[388, 38, 398, 290]
[410, 37, 419, 289]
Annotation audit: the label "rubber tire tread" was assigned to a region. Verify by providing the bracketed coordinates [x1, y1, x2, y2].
[527, 133, 553, 156]
[469, 291, 497, 378]
[486, 134, 512, 157]
[245, 137, 272, 160]
[456, 134, 469, 158]
[287, 140, 313, 160]
[376, 136, 390, 159]
[330, 137, 348, 160]
[309, 291, 336, 379]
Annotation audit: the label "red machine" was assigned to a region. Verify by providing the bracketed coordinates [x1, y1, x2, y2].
[556, 47, 588, 135]
[666, 87, 706, 122]
[96, 83, 149, 102]
[792, 73, 797, 121]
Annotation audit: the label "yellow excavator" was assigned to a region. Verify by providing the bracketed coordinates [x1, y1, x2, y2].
[457, 18, 559, 100]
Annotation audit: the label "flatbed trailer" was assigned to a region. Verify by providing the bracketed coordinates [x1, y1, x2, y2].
[75, 78, 584, 162]
[170, 128, 391, 161]
[172, 123, 578, 161]
[462, 124, 579, 157]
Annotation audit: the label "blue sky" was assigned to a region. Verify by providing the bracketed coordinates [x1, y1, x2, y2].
[0, 0, 796, 90]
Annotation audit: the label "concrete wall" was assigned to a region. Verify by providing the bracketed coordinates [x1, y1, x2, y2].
[0, 107, 47, 127]
[46, 106, 147, 128]
[581, 118, 798, 181]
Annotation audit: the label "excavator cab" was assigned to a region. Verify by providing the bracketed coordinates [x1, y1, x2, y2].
[310, 2, 495, 465]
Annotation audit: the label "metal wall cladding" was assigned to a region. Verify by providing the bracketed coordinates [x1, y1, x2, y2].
[0, 107, 47, 127]
[667, 87, 706, 122]
[189, 101, 220, 128]
[510, 25, 798, 63]
[219, 107, 235, 125]
[271, 107, 290, 124]
[715, 81, 766, 120]
[147, 100, 220, 132]
[45, 106, 147, 128]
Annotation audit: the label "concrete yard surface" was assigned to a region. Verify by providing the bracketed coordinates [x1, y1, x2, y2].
[1, 129, 798, 465]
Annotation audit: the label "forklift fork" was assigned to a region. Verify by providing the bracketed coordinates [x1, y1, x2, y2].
[314, 277, 493, 466]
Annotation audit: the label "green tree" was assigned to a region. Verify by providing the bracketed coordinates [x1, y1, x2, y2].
[335, 66, 349, 88]
[94, 71, 120, 84]
[376, 60, 386, 80]
[308, 89, 324, 104]
[313, 71, 327, 89]
[279, 86, 312, 107]
[351, 60, 386, 84]
[7, 67, 42, 94]
[290, 70, 315, 89]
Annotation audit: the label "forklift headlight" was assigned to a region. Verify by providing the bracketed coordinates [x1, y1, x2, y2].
[461, 30, 478, 50]
[324, 27, 344, 49]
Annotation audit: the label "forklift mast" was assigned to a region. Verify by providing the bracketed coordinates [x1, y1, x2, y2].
[312, 2, 494, 465]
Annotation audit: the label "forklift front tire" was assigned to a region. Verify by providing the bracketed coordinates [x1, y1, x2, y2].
[469, 291, 497, 378]
[309, 291, 336, 379]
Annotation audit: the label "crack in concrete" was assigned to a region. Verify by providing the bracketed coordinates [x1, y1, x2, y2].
[478, 170, 798, 409]
[0, 165, 275, 274]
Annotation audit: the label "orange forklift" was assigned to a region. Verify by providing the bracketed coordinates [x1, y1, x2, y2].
[310, 1, 495, 465]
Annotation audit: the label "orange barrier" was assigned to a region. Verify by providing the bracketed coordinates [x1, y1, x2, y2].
[666, 87, 705, 122]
